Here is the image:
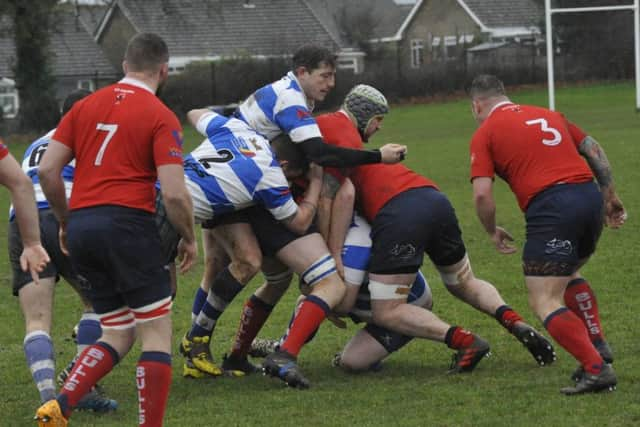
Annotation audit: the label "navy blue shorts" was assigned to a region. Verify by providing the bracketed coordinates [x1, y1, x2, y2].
[368, 187, 466, 274]
[523, 182, 603, 276]
[247, 206, 318, 257]
[66, 205, 171, 314]
[8, 209, 78, 296]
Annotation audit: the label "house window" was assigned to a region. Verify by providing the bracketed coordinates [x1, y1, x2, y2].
[444, 36, 458, 60]
[411, 39, 424, 68]
[337, 58, 359, 74]
[77, 79, 95, 91]
[0, 78, 19, 118]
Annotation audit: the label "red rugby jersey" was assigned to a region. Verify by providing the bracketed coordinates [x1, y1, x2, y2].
[316, 111, 437, 223]
[470, 102, 593, 211]
[53, 78, 184, 212]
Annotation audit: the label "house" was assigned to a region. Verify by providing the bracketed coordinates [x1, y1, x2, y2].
[377, 0, 542, 70]
[0, 6, 120, 119]
[94, 0, 342, 74]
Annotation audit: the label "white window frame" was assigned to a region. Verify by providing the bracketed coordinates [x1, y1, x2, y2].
[0, 78, 19, 118]
[77, 79, 95, 91]
[410, 39, 424, 68]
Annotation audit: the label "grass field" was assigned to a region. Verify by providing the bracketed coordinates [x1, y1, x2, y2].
[1, 82, 638, 426]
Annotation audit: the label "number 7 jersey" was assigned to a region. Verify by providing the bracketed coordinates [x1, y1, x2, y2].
[470, 102, 593, 211]
[184, 111, 297, 223]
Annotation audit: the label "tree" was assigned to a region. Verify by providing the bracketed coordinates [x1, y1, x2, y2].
[4, 0, 60, 132]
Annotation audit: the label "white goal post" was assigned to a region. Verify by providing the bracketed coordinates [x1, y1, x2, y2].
[545, 0, 640, 111]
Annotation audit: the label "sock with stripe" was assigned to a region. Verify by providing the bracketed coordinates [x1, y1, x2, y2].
[189, 267, 245, 339]
[136, 351, 172, 427]
[444, 326, 474, 349]
[230, 295, 274, 359]
[280, 295, 330, 357]
[544, 307, 603, 374]
[24, 331, 56, 403]
[76, 312, 102, 354]
[57, 341, 120, 417]
[191, 287, 208, 322]
[494, 305, 524, 332]
[564, 278, 605, 343]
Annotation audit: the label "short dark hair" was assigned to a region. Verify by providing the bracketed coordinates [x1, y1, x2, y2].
[468, 74, 506, 99]
[124, 32, 169, 72]
[271, 133, 309, 173]
[292, 45, 336, 73]
[62, 88, 92, 115]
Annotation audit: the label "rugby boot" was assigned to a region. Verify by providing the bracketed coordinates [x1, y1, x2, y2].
[182, 356, 207, 379]
[262, 350, 310, 389]
[512, 322, 557, 366]
[571, 339, 614, 382]
[249, 337, 279, 358]
[448, 334, 491, 374]
[34, 400, 67, 427]
[561, 363, 617, 395]
[179, 334, 222, 377]
[75, 388, 118, 413]
[222, 354, 261, 377]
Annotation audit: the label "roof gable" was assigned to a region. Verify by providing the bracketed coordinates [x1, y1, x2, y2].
[459, 0, 542, 30]
[103, 0, 339, 58]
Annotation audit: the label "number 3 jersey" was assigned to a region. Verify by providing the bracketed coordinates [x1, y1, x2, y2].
[469, 102, 593, 211]
[185, 111, 297, 223]
[9, 130, 75, 219]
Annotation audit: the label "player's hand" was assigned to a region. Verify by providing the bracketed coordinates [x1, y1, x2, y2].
[176, 238, 198, 273]
[334, 255, 345, 280]
[58, 224, 69, 256]
[307, 162, 323, 182]
[604, 192, 626, 229]
[379, 144, 407, 164]
[491, 226, 517, 254]
[20, 243, 50, 285]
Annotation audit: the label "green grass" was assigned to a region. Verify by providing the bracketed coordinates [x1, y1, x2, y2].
[1, 82, 639, 426]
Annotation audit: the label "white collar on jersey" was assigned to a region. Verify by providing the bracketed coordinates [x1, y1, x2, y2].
[286, 71, 315, 111]
[487, 100, 514, 118]
[119, 77, 155, 94]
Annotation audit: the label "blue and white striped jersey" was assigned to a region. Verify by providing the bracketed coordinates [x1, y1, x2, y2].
[184, 111, 297, 223]
[235, 71, 322, 143]
[9, 130, 74, 219]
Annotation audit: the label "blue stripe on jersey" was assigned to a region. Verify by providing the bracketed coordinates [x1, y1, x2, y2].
[254, 85, 279, 122]
[205, 114, 230, 137]
[183, 155, 236, 215]
[227, 153, 264, 196]
[274, 104, 315, 135]
[253, 186, 291, 210]
[342, 245, 371, 270]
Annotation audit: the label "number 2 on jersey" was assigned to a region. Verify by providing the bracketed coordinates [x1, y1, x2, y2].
[525, 118, 562, 146]
[95, 123, 118, 165]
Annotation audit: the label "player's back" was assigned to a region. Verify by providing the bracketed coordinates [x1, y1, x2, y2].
[236, 72, 319, 142]
[54, 79, 183, 213]
[474, 103, 593, 210]
[185, 112, 295, 222]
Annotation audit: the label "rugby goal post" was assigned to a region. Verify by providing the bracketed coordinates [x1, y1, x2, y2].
[545, 0, 640, 111]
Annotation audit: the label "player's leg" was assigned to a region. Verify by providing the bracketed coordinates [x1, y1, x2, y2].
[224, 256, 292, 374]
[182, 216, 261, 377]
[368, 188, 489, 373]
[523, 182, 614, 394]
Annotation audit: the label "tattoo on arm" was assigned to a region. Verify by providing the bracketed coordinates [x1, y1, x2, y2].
[578, 136, 613, 188]
[320, 173, 341, 199]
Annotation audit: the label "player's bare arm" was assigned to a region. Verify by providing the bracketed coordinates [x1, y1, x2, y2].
[186, 108, 210, 128]
[282, 163, 323, 234]
[157, 163, 197, 272]
[327, 178, 355, 279]
[316, 173, 342, 239]
[578, 136, 626, 228]
[0, 153, 50, 281]
[472, 176, 516, 254]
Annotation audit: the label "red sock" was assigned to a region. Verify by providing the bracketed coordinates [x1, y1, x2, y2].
[58, 342, 119, 417]
[137, 352, 172, 427]
[445, 326, 475, 349]
[544, 308, 603, 374]
[564, 278, 604, 342]
[495, 305, 524, 332]
[230, 295, 274, 359]
[280, 295, 329, 357]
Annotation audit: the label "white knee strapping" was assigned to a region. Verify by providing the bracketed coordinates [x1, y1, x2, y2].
[301, 254, 336, 287]
[438, 255, 472, 286]
[369, 280, 411, 300]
